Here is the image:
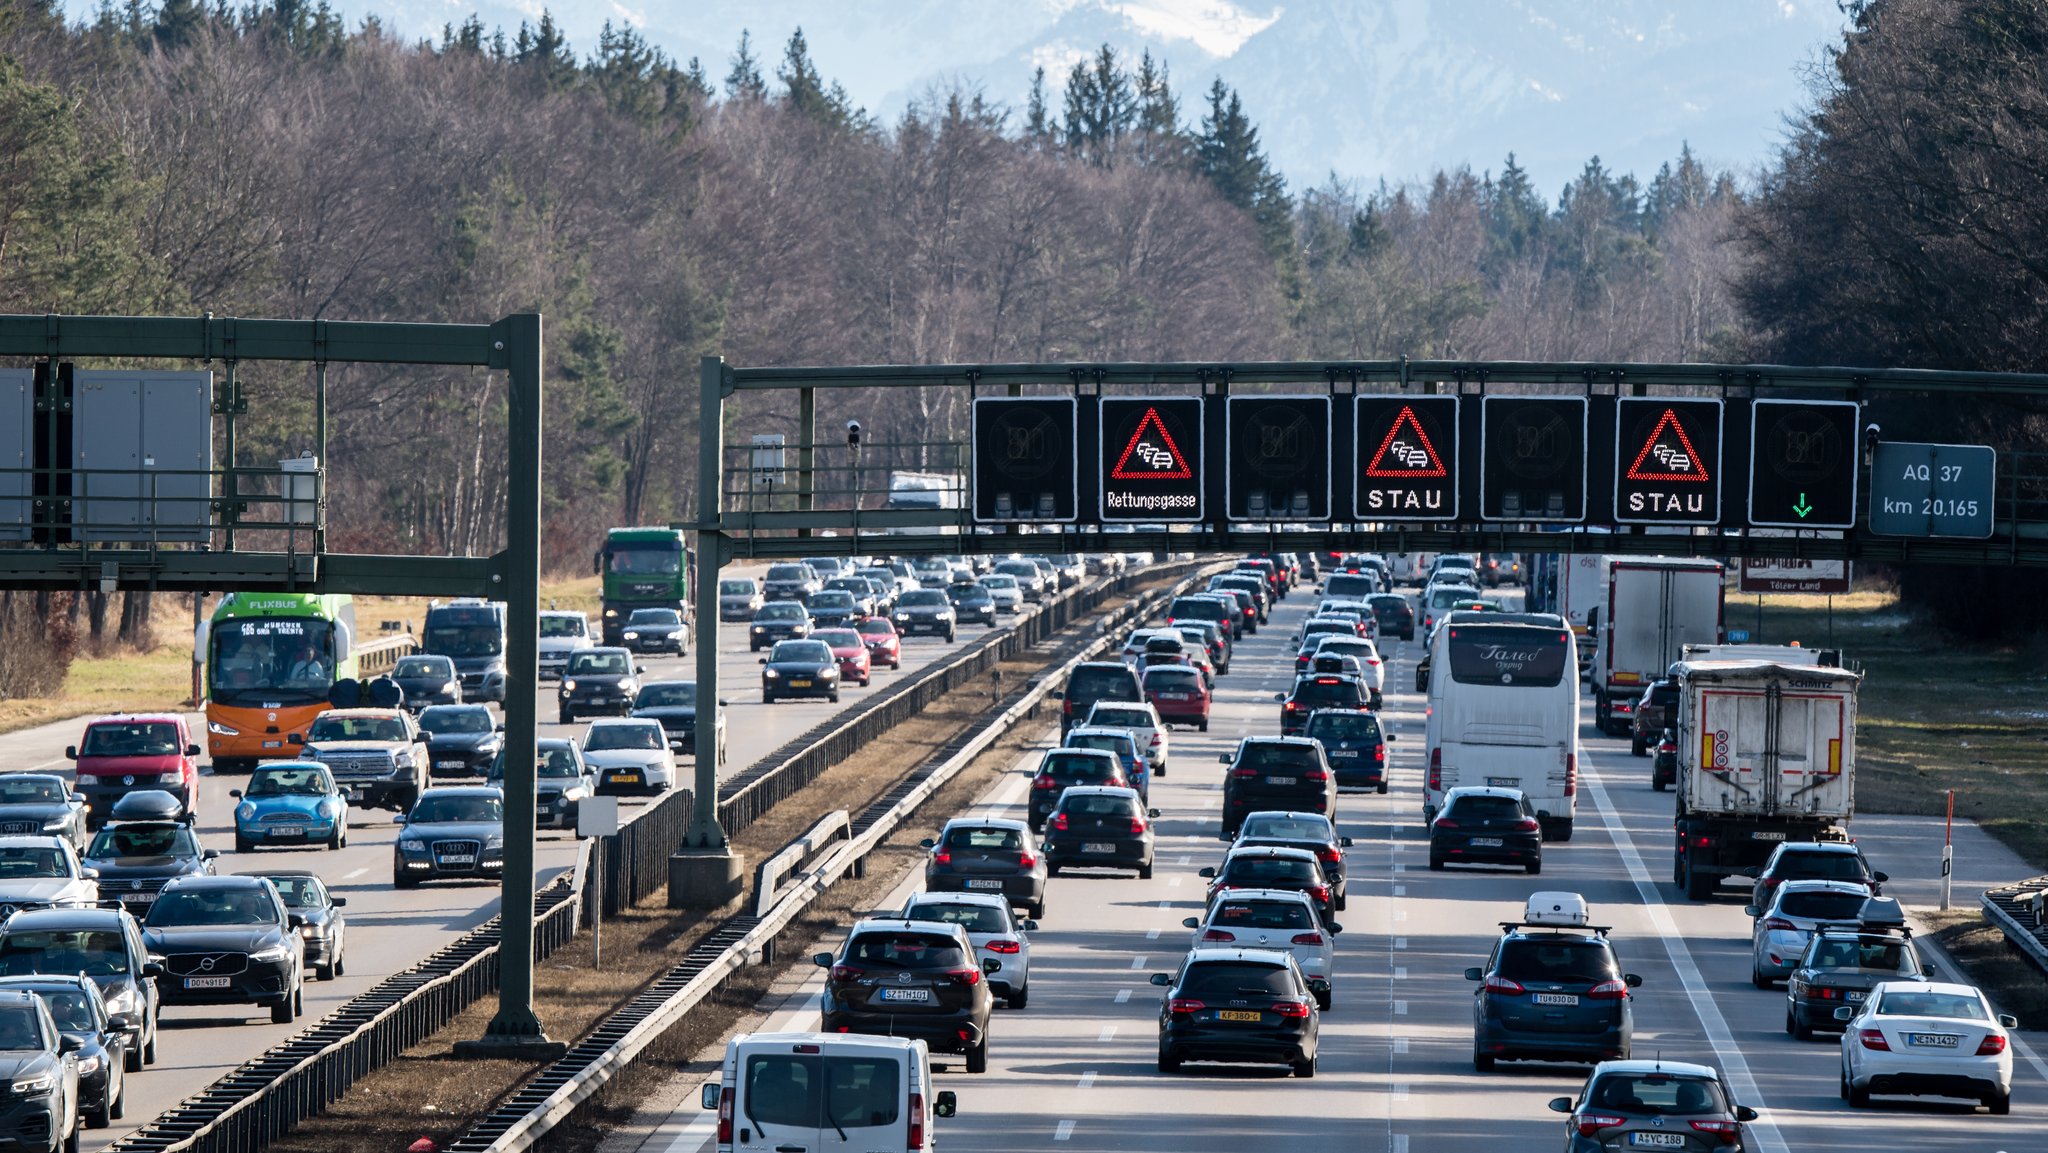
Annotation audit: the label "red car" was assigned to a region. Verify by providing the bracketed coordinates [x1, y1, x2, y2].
[812, 628, 873, 687]
[855, 617, 901, 670]
[1142, 665, 1210, 732]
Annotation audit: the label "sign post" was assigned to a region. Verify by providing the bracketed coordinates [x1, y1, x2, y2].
[1867, 441, 1996, 539]
[1941, 788, 1955, 911]
[579, 796, 621, 970]
[1355, 396, 1458, 521]
[1099, 397, 1203, 522]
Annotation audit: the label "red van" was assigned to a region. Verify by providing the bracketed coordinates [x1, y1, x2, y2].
[66, 715, 202, 828]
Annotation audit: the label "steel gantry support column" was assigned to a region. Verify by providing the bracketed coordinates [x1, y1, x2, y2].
[672, 355, 744, 905]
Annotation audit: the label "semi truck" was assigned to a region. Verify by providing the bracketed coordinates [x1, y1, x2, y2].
[596, 526, 692, 648]
[1590, 558, 1724, 736]
[1671, 653, 1861, 900]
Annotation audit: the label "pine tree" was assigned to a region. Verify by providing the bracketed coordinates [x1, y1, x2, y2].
[1132, 50, 1186, 167]
[152, 0, 207, 51]
[513, 11, 577, 92]
[1643, 143, 1712, 240]
[1196, 79, 1292, 264]
[1482, 153, 1547, 268]
[725, 28, 766, 102]
[1024, 66, 1052, 147]
[1062, 44, 1134, 166]
[777, 27, 861, 130]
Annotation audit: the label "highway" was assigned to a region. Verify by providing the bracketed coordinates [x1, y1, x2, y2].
[0, 576, 1016, 1151]
[622, 576, 2048, 1153]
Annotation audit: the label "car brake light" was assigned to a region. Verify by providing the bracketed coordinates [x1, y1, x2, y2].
[1575, 1113, 1624, 1138]
[1428, 749, 1442, 791]
[908, 1092, 926, 1150]
[986, 939, 1022, 954]
[1314, 677, 1339, 685]
[932, 849, 952, 865]
[1304, 768, 1328, 782]
[1129, 817, 1148, 836]
[1516, 818, 1541, 832]
[1318, 846, 1341, 863]
[829, 964, 863, 982]
[1231, 767, 1258, 778]
[1018, 849, 1038, 868]
[1587, 979, 1629, 1000]
[1372, 746, 1385, 762]
[1270, 1000, 1311, 1018]
[1859, 1028, 1890, 1051]
[1308, 884, 1330, 903]
[1291, 932, 1325, 945]
[1033, 774, 1059, 790]
[1762, 917, 1796, 933]
[1051, 813, 1069, 832]
[1367, 658, 1381, 666]
[949, 967, 983, 987]
[1433, 818, 1458, 829]
[1063, 699, 1073, 716]
[1483, 975, 1525, 995]
[716, 1086, 735, 1143]
[1977, 1033, 2008, 1055]
[1200, 929, 1236, 942]
[1688, 1119, 1739, 1145]
[1167, 998, 1206, 1015]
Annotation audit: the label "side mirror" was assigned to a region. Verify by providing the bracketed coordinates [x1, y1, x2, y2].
[1734, 1106, 1759, 1122]
[2000, 1013, 2019, 1028]
[636, 665, 648, 675]
[64, 746, 77, 760]
[495, 724, 506, 733]
[933, 1089, 957, 1118]
[141, 962, 163, 979]
[918, 838, 936, 849]
[58, 1034, 81, 1053]
[1197, 866, 1215, 878]
[1217, 754, 1231, 765]
[417, 732, 434, 741]
[1148, 973, 1171, 987]
[1385, 733, 1397, 742]
[758, 658, 768, 666]
[1148, 808, 1161, 819]
[286, 913, 306, 929]
[229, 790, 243, 799]
[1833, 1006, 1856, 1022]
[700, 1083, 721, 1110]
[1329, 923, 1343, 935]
[1873, 871, 1889, 883]
[185, 744, 202, 757]
[1624, 973, 1642, 988]
[202, 849, 219, 860]
[981, 958, 1000, 974]
[1743, 906, 1761, 919]
[719, 699, 730, 707]
[1740, 867, 1760, 878]
[1182, 917, 1200, 929]
[1547, 1096, 1573, 1115]
[1049, 690, 1063, 699]
[1340, 836, 1354, 847]
[81, 869, 97, 880]
[331, 897, 347, 907]
[1463, 967, 1483, 981]
[1272, 693, 1286, 702]
[812, 952, 834, 968]
[1021, 919, 1038, 932]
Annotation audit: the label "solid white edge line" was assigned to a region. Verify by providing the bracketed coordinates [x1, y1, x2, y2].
[1581, 760, 1790, 1153]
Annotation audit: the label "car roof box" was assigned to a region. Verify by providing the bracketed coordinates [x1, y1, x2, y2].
[1523, 892, 1590, 927]
[1858, 896, 1906, 927]
[107, 789, 189, 824]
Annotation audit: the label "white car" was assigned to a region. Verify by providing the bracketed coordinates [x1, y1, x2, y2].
[536, 610, 595, 680]
[0, 837, 98, 914]
[1311, 635, 1384, 699]
[1083, 700, 1169, 777]
[978, 574, 1024, 613]
[902, 891, 1037, 1009]
[1183, 888, 1337, 1010]
[578, 718, 677, 794]
[1838, 980, 2015, 1113]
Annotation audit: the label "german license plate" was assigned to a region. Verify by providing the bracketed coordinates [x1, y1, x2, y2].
[1487, 776, 1516, 787]
[268, 826, 305, 837]
[611, 774, 640, 784]
[439, 854, 476, 865]
[1630, 1135, 1685, 1149]
[436, 759, 465, 770]
[184, 976, 232, 990]
[1846, 991, 1865, 1002]
[1158, 692, 1187, 700]
[1217, 1009, 1260, 1022]
[1752, 830, 1788, 840]
[1330, 750, 1359, 758]
[965, 879, 1004, 890]
[119, 893, 153, 906]
[1083, 842, 1115, 854]
[1471, 837, 1503, 847]
[536, 804, 553, 817]
[1532, 993, 1579, 1006]
[789, 679, 812, 689]
[1265, 775, 1296, 786]
[262, 740, 282, 749]
[1906, 1033, 1960, 1048]
[880, 988, 930, 1003]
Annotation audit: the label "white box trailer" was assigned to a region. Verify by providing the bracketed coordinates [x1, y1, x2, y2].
[1670, 657, 1861, 900]
[1557, 552, 1612, 668]
[1592, 558, 1724, 735]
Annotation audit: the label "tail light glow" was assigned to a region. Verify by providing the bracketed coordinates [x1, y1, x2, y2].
[1018, 849, 1038, 868]
[1428, 749, 1442, 791]
[1483, 975, 1525, 995]
[1564, 753, 1577, 797]
[949, 967, 983, 987]
[1200, 928, 1236, 942]
[1270, 1000, 1311, 1018]
[1762, 917, 1796, 933]
[1129, 817, 1148, 836]
[1290, 932, 1325, 945]
[1575, 1113, 1624, 1137]
[1051, 813, 1069, 832]
[908, 1092, 926, 1150]
[1859, 1028, 1891, 1051]
[1587, 979, 1629, 1000]
[1167, 998, 1206, 1015]
[716, 1086, 734, 1143]
[932, 849, 952, 864]
[1977, 1033, 2009, 1055]
[985, 939, 1021, 954]
[1033, 774, 1059, 790]
[1688, 1118, 1739, 1145]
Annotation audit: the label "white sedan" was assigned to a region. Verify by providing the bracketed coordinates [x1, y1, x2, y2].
[1838, 980, 2015, 1113]
[579, 718, 677, 795]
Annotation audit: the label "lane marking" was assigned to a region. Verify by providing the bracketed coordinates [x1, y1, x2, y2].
[1394, 937, 1407, 949]
[1177, 855, 1191, 866]
[1054, 1120, 1075, 1141]
[1114, 989, 1130, 1004]
[1393, 884, 1406, 896]
[1392, 908, 1407, 922]
[1393, 1136, 1409, 1153]
[1097, 1025, 1116, 1042]
[1394, 966, 1407, 980]
[1129, 956, 1148, 970]
[1393, 999, 1407, 1015]
[342, 867, 368, 880]
[1146, 928, 1160, 940]
[1392, 1082, 1409, 1101]
[1167, 876, 1181, 888]
[1077, 1071, 1095, 1089]
[1392, 1036, 1409, 1054]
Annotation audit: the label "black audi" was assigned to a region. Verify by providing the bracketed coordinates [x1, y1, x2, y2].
[393, 786, 505, 887]
[141, 874, 306, 1025]
[388, 654, 462, 711]
[0, 775, 87, 850]
[0, 974, 124, 1128]
[760, 639, 841, 704]
[418, 705, 503, 779]
[556, 648, 642, 725]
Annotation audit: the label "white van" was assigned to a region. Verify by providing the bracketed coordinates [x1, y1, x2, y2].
[702, 1032, 957, 1153]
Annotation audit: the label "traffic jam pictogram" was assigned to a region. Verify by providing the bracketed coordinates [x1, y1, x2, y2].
[1100, 397, 1204, 521]
[1615, 397, 1722, 524]
[1355, 396, 1459, 521]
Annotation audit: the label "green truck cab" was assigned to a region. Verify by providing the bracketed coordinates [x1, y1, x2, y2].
[596, 527, 693, 649]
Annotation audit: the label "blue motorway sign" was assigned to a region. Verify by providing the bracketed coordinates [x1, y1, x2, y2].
[1867, 441, 1996, 539]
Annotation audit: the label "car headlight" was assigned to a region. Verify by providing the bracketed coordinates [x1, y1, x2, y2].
[104, 987, 138, 1015]
[603, 607, 619, 618]
[561, 679, 578, 692]
[750, 625, 766, 633]
[236, 803, 256, 822]
[763, 668, 780, 679]
[399, 838, 425, 852]
[300, 925, 318, 939]
[894, 612, 910, 621]
[441, 681, 457, 694]
[208, 720, 240, 737]
[74, 1054, 100, 1077]
[316, 800, 337, 818]
[482, 834, 504, 850]
[10, 1073, 50, 1096]
[623, 631, 640, 640]
[40, 818, 66, 831]
[249, 944, 292, 963]
[394, 751, 415, 768]
[820, 667, 838, 678]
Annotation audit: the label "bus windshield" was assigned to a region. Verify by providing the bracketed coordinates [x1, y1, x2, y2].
[1446, 626, 1570, 687]
[210, 618, 338, 706]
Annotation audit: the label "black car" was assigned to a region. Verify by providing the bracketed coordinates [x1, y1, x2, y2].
[0, 974, 122, 1128]
[1027, 748, 1128, 833]
[946, 582, 998, 626]
[1429, 787, 1543, 874]
[747, 601, 813, 650]
[814, 919, 996, 1072]
[631, 680, 715, 759]
[0, 775, 87, 850]
[1214, 587, 1261, 636]
[388, 654, 462, 711]
[1201, 846, 1334, 925]
[1784, 909, 1923, 1039]
[1213, 575, 1270, 621]
[620, 607, 688, 654]
[921, 817, 1048, 919]
[1042, 787, 1156, 878]
[1367, 594, 1415, 641]
[0, 990, 81, 1150]
[1468, 912, 1640, 1069]
[804, 590, 866, 630]
[1218, 737, 1335, 838]
[760, 562, 821, 605]
[80, 793, 218, 917]
[1275, 674, 1368, 737]
[1054, 661, 1142, 736]
[1152, 948, 1320, 1077]
[241, 870, 348, 982]
[0, 906, 160, 1073]
[821, 577, 879, 617]
[760, 639, 841, 704]
[142, 874, 305, 1024]
[1651, 729, 1678, 791]
[1231, 811, 1353, 911]
[485, 739, 595, 829]
[1631, 678, 1679, 756]
[556, 647, 643, 724]
[1301, 708, 1391, 793]
[892, 590, 956, 640]
[418, 705, 502, 779]
[1165, 594, 1239, 641]
[393, 787, 505, 887]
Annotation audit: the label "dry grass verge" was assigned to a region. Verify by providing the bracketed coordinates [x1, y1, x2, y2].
[1919, 908, 2048, 1029]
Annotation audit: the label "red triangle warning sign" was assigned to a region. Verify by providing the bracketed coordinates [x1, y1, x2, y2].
[1365, 405, 1449, 478]
[1626, 408, 1711, 482]
[1111, 407, 1193, 479]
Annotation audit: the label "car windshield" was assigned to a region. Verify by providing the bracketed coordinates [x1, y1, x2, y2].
[421, 707, 493, 735]
[0, 930, 129, 977]
[1178, 963, 1294, 1000]
[0, 847, 66, 879]
[943, 826, 1025, 852]
[410, 795, 503, 824]
[538, 616, 586, 638]
[1776, 890, 1873, 920]
[1777, 852, 1868, 880]
[394, 657, 453, 679]
[423, 622, 503, 658]
[720, 581, 756, 595]
[900, 591, 946, 607]
[628, 609, 680, 625]
[742, 1053, 900, 1133]
[757, 603, 806, 621]
[1240, 744, 1319, 770]
[0, 778, 63, 805]
[772, 642, 833, 663]
[209, 617, 338, 704]
[1292, 680, 1363, 707]
[767, 565, 811, 581]
[1144, 669, 1201, 689]
[856, 619, 895, 637]
[1497, 940, 1618, 984]
[567, 652, 631, 676]
[846, 933, 969, 969]
[78, 722, 181, 758]
[606, 542, 682, 575]
[36, 991, 95, 1032]
[1061, 793, 1136, 817]
[1306, 713, 1381, 742]
[906, 903, 1009, 935]
[145, 887, 277, 927]
[1876, 989, 1987, 1020]
[1429, 587, 1478, 608]
[0, 1005, 41, 1050]
[253, 875, 324, 907]
[1239, 815, 1331, 840]
[1088, 706, 1150, 727]
[1066, 735, 1132, 760]
[812, 630, 862, 648]
[1223, 856, 1314, 884]
[951, 586, 991, 604]
[86, 825, 198, 859]
[809, 593, 855, 610]
[1069, 668, 1138, 699]
[982, 575, 1016, 588]
[1040, 754, 1118, 782]
[306, 715, 410, 743]
[1445, 796, 1525, 822]
[537, 746, 582, 778]
[1806, 937, 1916, 973]
[584, 725, 663, 752]
[1587, 1074, 1728, 1116]
[1214, 900, 1315, 931]
[635, 683, 697, 708]
[246, 767, 331, 796]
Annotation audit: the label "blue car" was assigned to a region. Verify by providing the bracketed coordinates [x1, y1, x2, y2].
[230, 762, 349, 853]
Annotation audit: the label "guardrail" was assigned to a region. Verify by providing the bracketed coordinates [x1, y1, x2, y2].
[753, 810, 850, 918]
[442, 563, 1224, 1152]
[1982, 876, 2048, 975]
[354, 633, 417, 677]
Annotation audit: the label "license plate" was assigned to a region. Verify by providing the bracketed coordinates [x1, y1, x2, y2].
[436, 760, 465, 770]
[1083, 842, 1116, 853]
[119, 893, 153, 905]
[183, 977, 232, 990]
[1486, 776, 1517, 787]
[1216, 1010, 1261, 1022]
[1752, 830, 1788, 840]
[1905, 1033, 1960, 1048]
[789, 679, 812, 688]
[346, 787, 364, 801]
[1158, 692, 1188, 700]
[880, 988, 930, 1003]
[268, 826, 305, 837]
[1265, 775, 1296, 786]
[262, 740, 282, 749]
[439, 854, 476, 865]
[536, 804, 554, 816]
[1471, 837, 1504, 847]
[1330, 750, 1359, 758]
[611, 774, 640, 784]
[965, 879, 1004, 890]
[1846, 991, 1865, 1002]
[1531, 993, 1579, 1006]
[1630, 1135, 1685, 1149]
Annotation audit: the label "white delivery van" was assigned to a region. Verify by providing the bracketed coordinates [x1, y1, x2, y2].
[702, 1032, 957, 1153]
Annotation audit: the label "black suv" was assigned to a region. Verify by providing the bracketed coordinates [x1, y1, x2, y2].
[0, 989, 80, 1151]
[1028, 748, 1128, 833]
[1366, 594, 1414, 641]
[1152, 948, 1320, 1077]
[747, 601, 813, 650]
[81, 793, 217, 916]
[1301, 709, 1391, 793]
[0, 906, 161, 1072]
[141, 874, 306, 1025]
[761, 562, 821, 604]
[1275, 674, 1368, 736]
[1218, 737, 1335, 838]
[1467, 912, 1640, 1070]
[1201, 847, 1334, 924]
[1165, 595, 1239, 640]
[556, 648, 643, 724]
[814, 919, 996, 1072]
[418, 705, 502, 779]
[1054, 661, 1142, 735]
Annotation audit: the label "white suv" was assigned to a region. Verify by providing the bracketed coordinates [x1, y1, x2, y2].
[536, 611, 593, 680]
[1083, 700, 1169, 777]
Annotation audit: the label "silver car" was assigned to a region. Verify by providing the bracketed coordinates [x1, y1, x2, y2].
[978, 574, 1024, 613]
[1747, 879, 1873, 986]
[902, 891, 1037, 1009]
[1083, 700, 1169, 776]
[1183, 888, 1338, 1010]
[579, 718, 678, 795]
[717, 578, 763, 621]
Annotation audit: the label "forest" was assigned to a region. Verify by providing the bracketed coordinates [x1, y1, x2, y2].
[0, 0, 2041, 662]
